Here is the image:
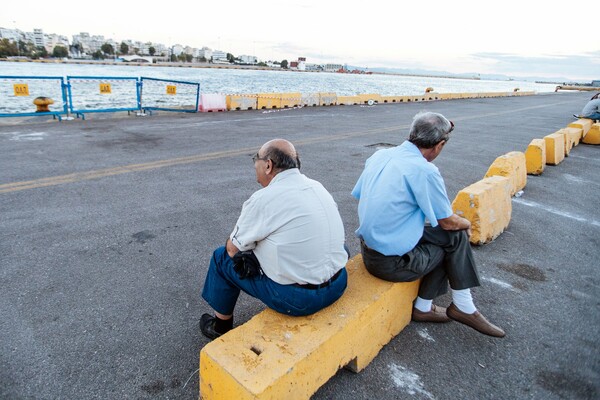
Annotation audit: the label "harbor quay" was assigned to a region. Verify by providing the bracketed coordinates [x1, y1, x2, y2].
[1, 91, 598, 399]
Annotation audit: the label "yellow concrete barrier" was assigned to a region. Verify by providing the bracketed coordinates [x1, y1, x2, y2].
[280, 93, 302, 108]
[257, 93, 282, 109]
[582, 123, 600, 145]
[382, 96, 402, 103]
[226, 95, 257, 111]
[525, 139, 546, 175]
[568, 119, 593, 136]
[452, 176, 512, 245]
[301, 93, 320, 107]
[558, 127, 583, 147]
[319, 92, 338, 106]
[560, 130, 574, 156]
[336, 96, 361, 105]
[357, 94, 383, 104]
[483, 151, 527, 196]
[199, 255, 419, 399]
[544, 133, 565, 165]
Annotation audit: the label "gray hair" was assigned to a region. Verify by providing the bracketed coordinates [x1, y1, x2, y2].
[408, 112, 453, 149]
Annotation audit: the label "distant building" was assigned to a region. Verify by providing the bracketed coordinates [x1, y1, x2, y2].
[72, 32, 106, 53]
[197, 47, 212, 61]
[592, 80, 600, 87]
[297, 57, 306, 71]
[323, 63, 343, 72]
[33, 29, 45, 48]
[239, 55, 257, 64]
[212, 50, 228, 63]
[0, 27, 22, 42]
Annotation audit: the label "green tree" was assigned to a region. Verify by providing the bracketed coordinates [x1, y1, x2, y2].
[149, 46, 156, 56]
[120, 42, 129, 55]
[226, 53, 235, 63]
[52, 46, 69, 58]
[31, 46, 48, 59]
[198, 56, 207, 63]
[101, 43, 114, 55]
[91, 50, 104, 60]
[0, 38, 18, 57]
[280, 59, 288, 69]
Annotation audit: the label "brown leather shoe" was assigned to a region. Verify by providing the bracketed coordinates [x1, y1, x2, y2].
[412, 304, 451, 323]
[446, 303, 506, 337]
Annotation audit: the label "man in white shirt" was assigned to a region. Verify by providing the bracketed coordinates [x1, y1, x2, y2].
[200, 139, 348, 339]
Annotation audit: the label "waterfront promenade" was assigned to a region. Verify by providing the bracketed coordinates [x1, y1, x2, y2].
[1, 91, 598, 399]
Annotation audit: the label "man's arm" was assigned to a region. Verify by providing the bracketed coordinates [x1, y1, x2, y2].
[226, 239, 240, 258]
[438, 214, 472, 236]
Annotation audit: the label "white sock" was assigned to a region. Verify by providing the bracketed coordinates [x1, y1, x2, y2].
[414, 297, 433, 312]
[452, 289, 477, 314]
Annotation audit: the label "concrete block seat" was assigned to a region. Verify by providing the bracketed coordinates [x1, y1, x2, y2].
[199, 254, 419, 399]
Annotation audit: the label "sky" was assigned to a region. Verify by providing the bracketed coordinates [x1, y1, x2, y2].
[1, 0, 598, 81]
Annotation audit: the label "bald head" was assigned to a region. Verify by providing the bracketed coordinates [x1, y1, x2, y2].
[260, 139, 301, 171]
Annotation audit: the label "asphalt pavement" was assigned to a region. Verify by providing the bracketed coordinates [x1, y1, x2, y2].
[1, 91, 598, 399]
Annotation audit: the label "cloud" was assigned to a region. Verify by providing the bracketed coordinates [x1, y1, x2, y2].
[470, 51, 600, 81]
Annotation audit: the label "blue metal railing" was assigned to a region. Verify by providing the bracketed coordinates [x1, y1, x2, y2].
[67, 76, 141, 119]
[140, 77, 200, 113]
[0, 76, 68, 120]
[0, 75, 201, 121]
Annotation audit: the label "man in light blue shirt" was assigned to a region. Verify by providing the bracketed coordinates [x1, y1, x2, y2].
[352, 112, 505, 338]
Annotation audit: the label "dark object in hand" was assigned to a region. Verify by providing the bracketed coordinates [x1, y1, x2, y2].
[232, 251, 262, 279]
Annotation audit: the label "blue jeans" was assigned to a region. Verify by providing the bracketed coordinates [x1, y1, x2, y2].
[583, 112, 600, 121]
[201, 246, 347, 316]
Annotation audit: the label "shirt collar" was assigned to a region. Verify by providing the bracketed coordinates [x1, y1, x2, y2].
[268, 168, 300, 186]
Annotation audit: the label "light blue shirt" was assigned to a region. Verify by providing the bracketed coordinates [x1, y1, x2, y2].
[352, 141, 453, 256]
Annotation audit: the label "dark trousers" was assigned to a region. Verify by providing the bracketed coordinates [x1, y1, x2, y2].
[360, 226, 480, 299]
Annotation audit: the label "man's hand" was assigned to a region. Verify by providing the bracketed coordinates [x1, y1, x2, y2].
[226, 239, 240, 258]
[438, 214, 471, 236]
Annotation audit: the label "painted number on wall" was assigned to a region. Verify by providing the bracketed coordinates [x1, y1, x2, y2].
[166, 85, 177, 95]
[99, 83, 112, 94]
[13, 84, 30, 96]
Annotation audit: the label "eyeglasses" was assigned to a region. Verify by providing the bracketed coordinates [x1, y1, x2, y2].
[252, 152, 268, 163]
[448, 120, 454, 134]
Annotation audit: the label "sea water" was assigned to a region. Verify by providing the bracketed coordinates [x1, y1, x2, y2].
[0, 61, 558, 114]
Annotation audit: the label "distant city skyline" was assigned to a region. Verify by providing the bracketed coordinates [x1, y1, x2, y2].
[1, 0, 598, 82]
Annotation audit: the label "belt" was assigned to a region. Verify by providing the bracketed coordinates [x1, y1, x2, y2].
[294, 268, 344, 290]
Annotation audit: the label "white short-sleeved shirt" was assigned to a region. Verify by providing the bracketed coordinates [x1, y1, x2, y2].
[230, 169, 348, 285]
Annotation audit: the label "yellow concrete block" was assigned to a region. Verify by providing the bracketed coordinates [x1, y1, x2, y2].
[257, 93, 282, 109]
[544, 133, 565, 165]
[199, 255, 419, 399]
[226, 94, 257, 111]
[301, 93, 320, 107]
[336, 96, 360, 105]
[319, 92, 338, 106]
[582, 123, 600, 145]
[452, 176, 512, 245]
[382, 96, 401, 103]
[557, 129, 574, 156]
[356, 94, 383, 104]
[280, 92, 301, 108]
[484, 151, 527, 196]
[525, 139, 546, 175]
[557, 127, 583, 146]
[568, 118, 593, 136]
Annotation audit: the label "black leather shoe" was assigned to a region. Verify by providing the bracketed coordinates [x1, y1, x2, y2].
[199, 313, 230, 340]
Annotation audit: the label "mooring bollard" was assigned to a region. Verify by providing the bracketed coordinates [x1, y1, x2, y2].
[33, 97, 54, 112]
